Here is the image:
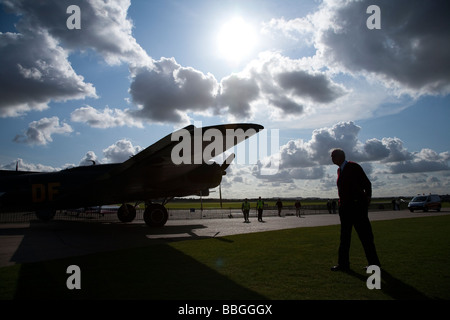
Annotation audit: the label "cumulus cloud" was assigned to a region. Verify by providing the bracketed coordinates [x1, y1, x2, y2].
[253, 121, 450, 182]
[0, 0, 152, 118]
[129, 58, 218, 123]
[247, 52, 347, 114]
[379, 137, 413, 163]
[102, 139, 143, 163]
[276, 70, 345, 103]
[0, 158, 59, 172]
[128, 52, 347, 124]
[3, 0, 150, 66]
[79, 151, 99, 166]
[326, 0, 450, 95]
[218, 74, 260, 119]
[3, 139, 144, 170]
[71, 105, 143, 128]
[267, 0, 450, 96]
[388, 149, 450, 174]
[13, 116, 73, 145]
[0, 30, 97, 117]
[1, 0, 349, 125]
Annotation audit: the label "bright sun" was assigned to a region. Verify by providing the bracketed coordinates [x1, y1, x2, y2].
[217, 17, 258, 63]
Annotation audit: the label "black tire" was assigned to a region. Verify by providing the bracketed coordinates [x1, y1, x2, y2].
[144, 203, 168, 227]
[36, 209, 56, 221]
[117, 204, 136, 222]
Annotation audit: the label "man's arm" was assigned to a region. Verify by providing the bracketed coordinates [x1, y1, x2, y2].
[358, 164, 372, 204]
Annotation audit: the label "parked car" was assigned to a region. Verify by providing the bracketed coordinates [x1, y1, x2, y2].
[408, 194, 441, 212]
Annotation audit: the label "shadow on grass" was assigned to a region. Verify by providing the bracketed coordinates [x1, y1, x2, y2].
[344, 268, 430, 299]
[381, 269, 430, 300]
[6, 220, 264, 299]
[13, 243, 266, 299]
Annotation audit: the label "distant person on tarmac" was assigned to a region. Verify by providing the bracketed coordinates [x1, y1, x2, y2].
[242, 198, 250, 223]
[276, 198, 283, 217]
[332, 200, 337, 214]
[327, 199, 332, 214]
[256, 196, 265, 222]
[295, 200, 302, 217]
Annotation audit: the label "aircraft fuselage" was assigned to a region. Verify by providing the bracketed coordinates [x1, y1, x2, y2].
[0, 162, 223, 213]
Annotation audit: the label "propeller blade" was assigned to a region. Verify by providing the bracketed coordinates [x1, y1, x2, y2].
[221, 153, 235, 173]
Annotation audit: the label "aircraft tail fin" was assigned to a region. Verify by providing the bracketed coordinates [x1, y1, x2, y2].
[97, 123, 263, 180]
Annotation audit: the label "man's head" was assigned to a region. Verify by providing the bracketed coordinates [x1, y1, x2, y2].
[331, 148, 346, 166]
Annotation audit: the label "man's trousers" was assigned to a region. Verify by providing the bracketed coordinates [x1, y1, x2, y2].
[338, 202, 381, 267]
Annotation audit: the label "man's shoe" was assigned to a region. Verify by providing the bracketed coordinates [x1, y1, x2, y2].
[331, 265, 350, 272]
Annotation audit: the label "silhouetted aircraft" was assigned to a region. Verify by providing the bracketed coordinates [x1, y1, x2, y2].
[0, 123, 263, 227]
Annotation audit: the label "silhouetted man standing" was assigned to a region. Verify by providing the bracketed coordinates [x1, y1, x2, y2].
[330, 148, 381, 271]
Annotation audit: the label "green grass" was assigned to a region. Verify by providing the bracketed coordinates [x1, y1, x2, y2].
[1, 215, 450, 299]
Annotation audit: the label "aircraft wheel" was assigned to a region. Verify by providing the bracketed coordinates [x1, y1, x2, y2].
[118, 204, 136, 222]
[144, 204, 168, 227]
[36, 209, 56, 221]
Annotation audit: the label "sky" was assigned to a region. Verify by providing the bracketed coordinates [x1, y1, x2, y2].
[0, 0, 449, 200]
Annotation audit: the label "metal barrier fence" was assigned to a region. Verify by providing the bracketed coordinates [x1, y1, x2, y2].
[0, 208, 312, 223]
[0, 203, 396, 224]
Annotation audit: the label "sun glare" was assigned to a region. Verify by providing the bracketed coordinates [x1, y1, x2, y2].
[217, 17, 258, 63]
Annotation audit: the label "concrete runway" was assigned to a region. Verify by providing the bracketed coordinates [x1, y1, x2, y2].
[1, 209, 448, 267]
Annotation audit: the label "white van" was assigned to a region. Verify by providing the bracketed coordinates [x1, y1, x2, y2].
[408, 194, 441, 212]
